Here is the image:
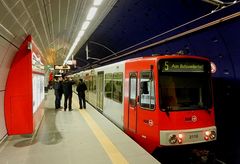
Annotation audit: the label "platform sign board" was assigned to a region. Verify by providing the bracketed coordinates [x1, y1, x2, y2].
[32, 52, 44, 73]
[54, 65, 71, 70]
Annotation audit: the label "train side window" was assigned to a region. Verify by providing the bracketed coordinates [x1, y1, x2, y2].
[140, 71, 155, 110]
[89, 76, 93, 91]
[105, 73, 113, 99]
[92, 75, 96, 93]
[113, 72, 123, 103]
[129, 73, 137, 107]
[85, 80, 89, 91]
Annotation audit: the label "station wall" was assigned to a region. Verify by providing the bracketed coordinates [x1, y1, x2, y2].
[0, 36, 18, 141]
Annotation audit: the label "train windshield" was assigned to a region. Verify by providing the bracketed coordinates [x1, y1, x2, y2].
[158, 59, 212, 111]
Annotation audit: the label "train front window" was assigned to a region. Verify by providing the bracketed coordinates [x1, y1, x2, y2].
[158, 59, 212, 111]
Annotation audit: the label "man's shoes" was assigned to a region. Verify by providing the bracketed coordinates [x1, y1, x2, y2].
[69, 109, 73, 111]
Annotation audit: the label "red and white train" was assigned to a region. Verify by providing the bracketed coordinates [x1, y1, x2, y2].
[74, 54, 217, 153]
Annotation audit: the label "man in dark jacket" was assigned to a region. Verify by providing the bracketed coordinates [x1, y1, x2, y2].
[62, 76, 75, 111]
[53, 77, 63, 110]
[53, 77, 61, 110]
[76, 79, 87, 109]
[58, 76, 63, 108]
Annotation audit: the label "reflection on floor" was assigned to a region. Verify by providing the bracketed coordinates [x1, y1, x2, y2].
[0, 90, 159, 164]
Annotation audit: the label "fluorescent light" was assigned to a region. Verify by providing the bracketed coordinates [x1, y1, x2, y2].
[81, 21, 90, 30]
[63, 31, 85, 64]
[94, 0, 103, 6]
[86, 7, 97, 20]
[77, 30, 85, 39]
[64, 0, 102, 65]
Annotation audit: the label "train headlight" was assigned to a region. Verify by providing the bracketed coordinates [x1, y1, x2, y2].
[209, 131, 216, 140]
[177, 133, 183, 144]
[204, 130, 216, 140]
[169, 134, 177, 144]
[178, 133, 183, 139]
[205, 131, 211, 136]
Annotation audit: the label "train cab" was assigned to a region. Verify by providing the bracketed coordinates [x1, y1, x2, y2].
[124, 55, 216, 153]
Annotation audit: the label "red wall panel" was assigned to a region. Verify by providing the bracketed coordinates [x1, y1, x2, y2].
[4, 35, 43, 135]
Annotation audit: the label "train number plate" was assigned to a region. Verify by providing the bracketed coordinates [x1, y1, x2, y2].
[185, 132, 201, 143]
[188, 133, 199, 140]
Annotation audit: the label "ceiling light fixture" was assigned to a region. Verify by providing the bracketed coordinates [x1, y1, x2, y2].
[94, 0, 103, 6]
[63, 0, 103, 65]
[76, 30, 85, 41]
[81, 21, 90, 30]
[64, 30, 85, 64]
[87, 7, 98, 20]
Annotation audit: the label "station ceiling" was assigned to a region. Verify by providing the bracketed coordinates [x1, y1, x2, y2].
[0, 0, 238, 70]
[0, 0, 117, 65]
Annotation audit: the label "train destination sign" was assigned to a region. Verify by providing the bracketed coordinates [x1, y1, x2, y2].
[54, 65, 70, 70]
[160, 60, 205, 72]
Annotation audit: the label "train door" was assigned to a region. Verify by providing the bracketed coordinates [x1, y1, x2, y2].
[128, 72, 138, 133]
[96, 71, 104, 111]
[137, 70, 158, 152]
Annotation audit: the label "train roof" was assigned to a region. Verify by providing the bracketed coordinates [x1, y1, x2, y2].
[76, 54, 210, 74]
[125, 54, 210, 62]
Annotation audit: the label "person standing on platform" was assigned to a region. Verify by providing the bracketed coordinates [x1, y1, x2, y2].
[53, 77, 62, 110]
[58, 76, 63, 109]
[76, 79, 87, 109]
[62, 76, 75, 111]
